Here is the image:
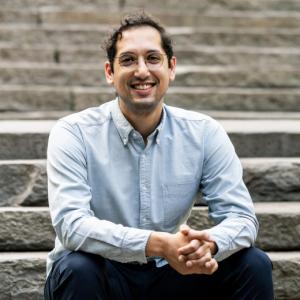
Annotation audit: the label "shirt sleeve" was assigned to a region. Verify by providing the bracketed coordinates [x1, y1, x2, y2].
[47, 120, 152, 263]
[200, 119, 259, 261]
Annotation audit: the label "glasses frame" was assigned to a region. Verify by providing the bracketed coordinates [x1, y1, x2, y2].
[115, 52, 167, 70]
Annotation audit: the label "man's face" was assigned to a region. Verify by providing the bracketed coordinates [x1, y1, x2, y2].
[105, 26, 176, 115]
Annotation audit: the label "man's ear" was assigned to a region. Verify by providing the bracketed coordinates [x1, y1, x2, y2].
[104, 61, 114, 85]
[169, 56, 176, 82]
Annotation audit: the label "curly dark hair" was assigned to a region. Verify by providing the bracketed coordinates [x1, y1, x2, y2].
[103, 12, 174, 72]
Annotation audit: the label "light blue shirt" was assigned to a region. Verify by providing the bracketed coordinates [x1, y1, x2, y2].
[46, 99, 258, 276]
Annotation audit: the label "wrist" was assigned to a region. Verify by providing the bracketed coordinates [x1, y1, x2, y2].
[145, 231, 170, 257]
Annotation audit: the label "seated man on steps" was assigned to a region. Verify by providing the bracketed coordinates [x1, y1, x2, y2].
[44, 12, 274, 300]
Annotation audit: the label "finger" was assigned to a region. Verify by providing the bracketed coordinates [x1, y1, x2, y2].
[184, 244, 211, 261]
[185, 251, 212, 268]
[203, 259, 218, 274]
[177, 239, 201, 255]
[179, 224, 190, 235]
[187, 230, 215, 243]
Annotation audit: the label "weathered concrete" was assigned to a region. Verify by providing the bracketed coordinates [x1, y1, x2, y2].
[2, 24, 300, 47]
[3, 110, 300, 121]
[0, 160, 47, 206]
[269, 252, 300, 300]
[0, 85, 72, 111]
[2, 63, 300, 88]
[2, 85, 300, 112]
[3, 44, 300, 66]
[0, 207, 54, 250]
[0, 251, 298, 300]
[37, 9, 300, 28]
[188, 202, 300, 250]
[2, 0, 300, 12]
[1, 158, 300, 207]
[0, 203, 299, 251]
[0, 252, 46, 300]
[243, 158, 300, 202]
[1, 120, 300, 158]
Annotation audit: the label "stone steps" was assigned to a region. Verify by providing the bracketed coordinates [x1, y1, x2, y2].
[2, 44, 300, 66]
[3, 9, 300, 28]
[1, 158, 299, 207]
[3, 110, 300, 121]
[0, 203, 299, 251]
[1, 62, 300, 88]
[2, 24, 300, 47]
[1, 120, 300, 159]
[2, 0, 300, 12]
[0, 251, 298, 300]
[1, 85, 300, 112]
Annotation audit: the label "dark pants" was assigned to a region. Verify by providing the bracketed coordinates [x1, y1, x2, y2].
[44, 247, 274, 300]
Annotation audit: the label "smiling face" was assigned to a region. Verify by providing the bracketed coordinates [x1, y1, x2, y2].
[105, 26, 176, 117]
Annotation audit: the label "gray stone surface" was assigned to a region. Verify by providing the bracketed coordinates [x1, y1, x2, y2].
[269, 252, 300, 300]
[0, 207, 54, 250]
[3, 44, 300, 67]
[1, 158, 300, 207]
[2, 63, 300, 88]
[188, 202, 300, 250]
[2, 85, 300, 112]
[36, 9, 300, 28]
[0, 203, 299, 251]
[0, 252, 46, 300]
[2, 24, 300, 47]
[243, 158, 300, 202]
[0, 251, 298, 300]
[0, 160, 47, 206]
[1, 120, 300, 158]
[0, 85, 72, 111]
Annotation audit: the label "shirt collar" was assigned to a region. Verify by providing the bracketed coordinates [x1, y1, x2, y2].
[111, 98, 166, 146]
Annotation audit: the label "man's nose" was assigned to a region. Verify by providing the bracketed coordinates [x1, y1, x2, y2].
[134, 57, 150, 78]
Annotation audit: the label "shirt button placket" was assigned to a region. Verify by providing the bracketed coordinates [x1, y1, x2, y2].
[139, 152, 151, 228]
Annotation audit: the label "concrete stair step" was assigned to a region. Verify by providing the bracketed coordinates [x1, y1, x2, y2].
[0, 202, 299, 251]
[0, 251, 299, 300]
[189, 202, 300, 251]
[3, 8, 300, 28]
[2, 24, 300, 47]
[1, 158, 299, 207]
[2, 0, 300, 12]
[3, 110, 300, 121]
[1, 85, 300, 112]
[2, 44, 300, 66]
[1, 62, 300, 88]
[1, 120, 300, 159]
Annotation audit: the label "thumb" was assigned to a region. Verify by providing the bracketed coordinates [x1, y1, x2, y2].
[188, 229, 215, 242]
[179, 224, 191, 235]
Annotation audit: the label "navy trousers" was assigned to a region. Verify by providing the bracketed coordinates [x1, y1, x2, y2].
[44, 247, 274, 300]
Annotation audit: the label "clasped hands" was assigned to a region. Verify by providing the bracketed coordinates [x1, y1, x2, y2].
[167, 224, 219, 276]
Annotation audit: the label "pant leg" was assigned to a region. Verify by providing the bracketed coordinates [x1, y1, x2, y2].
[44, 251, 132, 300]
[214, 247, 274, 300]
[146, 247, 274, 300]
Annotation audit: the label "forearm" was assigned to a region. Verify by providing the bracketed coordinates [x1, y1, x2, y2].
[54, 211, 152, 263]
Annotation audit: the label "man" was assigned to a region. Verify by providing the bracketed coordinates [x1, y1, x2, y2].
[44, 13, 274, 299]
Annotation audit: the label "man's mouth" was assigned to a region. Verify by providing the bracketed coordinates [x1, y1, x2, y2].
[130, 82, 156, 90]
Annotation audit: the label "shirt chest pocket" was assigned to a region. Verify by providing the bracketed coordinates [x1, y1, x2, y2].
[162, 179, 199, 230]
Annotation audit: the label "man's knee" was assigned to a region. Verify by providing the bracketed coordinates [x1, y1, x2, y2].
[240, 247, 273, 276]
[60, 251, 105, 278]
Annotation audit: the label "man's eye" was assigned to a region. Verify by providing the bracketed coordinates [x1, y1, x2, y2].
[147, 54, 162, 64]
[120, 56, 136, 66]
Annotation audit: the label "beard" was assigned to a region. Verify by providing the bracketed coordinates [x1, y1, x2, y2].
[117, 93, 164, 116]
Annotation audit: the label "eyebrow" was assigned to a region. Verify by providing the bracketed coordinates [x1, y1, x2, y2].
[118, 50, 162, 56]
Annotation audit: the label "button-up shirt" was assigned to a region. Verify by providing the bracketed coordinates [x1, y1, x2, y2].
[46, 99, 258, 276]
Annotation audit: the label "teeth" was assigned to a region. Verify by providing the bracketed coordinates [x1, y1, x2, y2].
[133, 84, 153, 90]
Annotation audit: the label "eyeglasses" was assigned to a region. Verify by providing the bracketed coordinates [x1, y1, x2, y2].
[116, 52, 166, 70]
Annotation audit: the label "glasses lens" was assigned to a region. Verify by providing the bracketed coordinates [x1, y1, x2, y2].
[146, 52, 163, 69]
[118, 52, 164, 69]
